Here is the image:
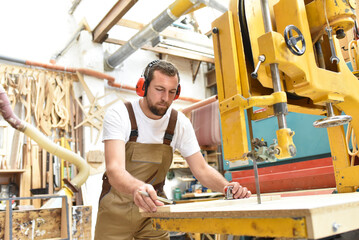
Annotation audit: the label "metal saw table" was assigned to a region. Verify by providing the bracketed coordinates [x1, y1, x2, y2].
[142, 192, 359, 239]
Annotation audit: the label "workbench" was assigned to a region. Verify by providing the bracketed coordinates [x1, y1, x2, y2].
[142, 192, 359, 239]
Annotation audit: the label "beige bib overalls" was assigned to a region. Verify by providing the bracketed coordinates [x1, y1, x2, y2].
[94, 102, 177, 240]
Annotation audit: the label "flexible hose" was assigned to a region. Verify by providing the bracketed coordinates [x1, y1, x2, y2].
[0, 84, 89, 190]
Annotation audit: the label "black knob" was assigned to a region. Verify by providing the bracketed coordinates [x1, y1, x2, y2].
[336, 29, 345, 39]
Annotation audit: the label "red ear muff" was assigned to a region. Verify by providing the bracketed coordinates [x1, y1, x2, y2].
[174, 84, 181, 100]
[136, 77, 146, 97]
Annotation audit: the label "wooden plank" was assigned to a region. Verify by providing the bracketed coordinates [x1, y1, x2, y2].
[92, 0, 138, 43]
[31, 144, 41, 208]
[72, 205, 92, 239]
[48, 153, 54, 194]
[1, 208, 61, 239]
[61, 197, 69, 239]
[86, 150, 105, 163]
[142, 195, 280, 214]
[0, 205, 91, 239]
[76, 72, 95, 106]
[117, 18, 144, 29]
[106, 38, 215, 63]
[4, 201, 10, 240]
[9, 130, 23, 169]
[19, 144, 31, 205]
[143, 193, 359, 239]
[9, 103, 24, 169]
[42, 149, 47, 189]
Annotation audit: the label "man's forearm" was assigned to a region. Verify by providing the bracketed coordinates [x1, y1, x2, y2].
[107, 168, 145, 195]
[194, 165, 229, 193]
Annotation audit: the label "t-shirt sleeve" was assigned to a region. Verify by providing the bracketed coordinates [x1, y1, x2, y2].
[102, 101, 130, 142]
[174, 112, 201, 158]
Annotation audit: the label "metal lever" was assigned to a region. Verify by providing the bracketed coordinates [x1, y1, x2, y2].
[325, 27, 340, 64]
[251, 55, 266, 79]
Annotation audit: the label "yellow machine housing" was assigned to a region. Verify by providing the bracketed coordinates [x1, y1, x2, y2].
[212, 0, 358, 192]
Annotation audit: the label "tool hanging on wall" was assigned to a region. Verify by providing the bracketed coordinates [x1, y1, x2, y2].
[74, 72, 124, 143]
[0, 64, 76, 136]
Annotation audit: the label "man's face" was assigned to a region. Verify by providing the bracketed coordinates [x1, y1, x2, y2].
[145, 70, 179, 117]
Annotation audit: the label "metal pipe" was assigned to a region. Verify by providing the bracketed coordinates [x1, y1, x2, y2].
[270, 64, 287, 129]
[261, 0, 288, 130]
[0, 55, 26, 65]
[315, 40, 326, 69]
[50, 19, 91, 64]
[0, 54, 201, 103]
[198, 0, 228, 13]
[326, 102, 334, 117]
[50, 25, 85, 63]
[106, 0, 200, 69]
[69, 0, 82, 15]
[105, 0, 228, 69]
[260, 0, 272, 32]
[270, 63, 282, 92]
[0, 54, 115, 82]
[252, 158, 261, 204]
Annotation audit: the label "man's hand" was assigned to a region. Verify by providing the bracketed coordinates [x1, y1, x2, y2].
[133, 184, 164, 212]
[224, 182, 251, 199]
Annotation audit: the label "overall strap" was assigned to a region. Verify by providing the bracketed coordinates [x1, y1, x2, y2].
[124, 102, 138, 142]
[163, 109, 178, 145]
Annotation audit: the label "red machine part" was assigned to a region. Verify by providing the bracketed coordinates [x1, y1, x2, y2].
[231, 157, 336, 194]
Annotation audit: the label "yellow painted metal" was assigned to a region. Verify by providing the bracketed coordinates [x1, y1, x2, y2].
[228, 2, 251, 98]
[243, 0, 279, 90]
[242, 0, 359, 190]
[152, 217, 307, 238]
[213, 1, 298, 161]
[327, 115, 355, 193]
[274, 0, 359, 191]
[63, 185, 74, 198]
[275, 128, 295, 159]
[60, 137, 65, 189]
[306, 0, 356, 43]
[212, 0, 359, 188]
[338, 165, 359, 189]
[60, 137, 72, 188]
[168, 0, 197, 18]
[251, 107, 275, 121]
[219, 92, 287, 114]
[212, 11, 249, 161]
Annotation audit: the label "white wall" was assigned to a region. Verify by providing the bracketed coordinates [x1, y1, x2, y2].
[0, 0, 220, 238]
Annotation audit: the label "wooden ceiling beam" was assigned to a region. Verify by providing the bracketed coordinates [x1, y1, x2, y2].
[92, 0, 138, 43]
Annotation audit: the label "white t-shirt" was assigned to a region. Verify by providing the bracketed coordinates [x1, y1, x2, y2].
[102, 99, 200, 158]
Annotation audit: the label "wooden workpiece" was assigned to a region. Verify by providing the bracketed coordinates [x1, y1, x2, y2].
[142, 192, 359, 239]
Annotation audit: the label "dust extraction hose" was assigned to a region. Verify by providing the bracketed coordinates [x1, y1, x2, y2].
[0, 85, 90, 191]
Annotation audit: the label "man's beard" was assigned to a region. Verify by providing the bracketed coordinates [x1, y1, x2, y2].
[148, 101, 169, 116]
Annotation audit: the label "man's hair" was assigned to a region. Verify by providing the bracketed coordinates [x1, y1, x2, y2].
[144, 60, 180, 86]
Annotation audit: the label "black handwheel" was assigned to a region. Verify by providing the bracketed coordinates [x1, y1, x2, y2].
[284, 25, 306, 56]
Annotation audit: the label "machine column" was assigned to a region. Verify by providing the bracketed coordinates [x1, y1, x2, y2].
[260, 0, 288, 129]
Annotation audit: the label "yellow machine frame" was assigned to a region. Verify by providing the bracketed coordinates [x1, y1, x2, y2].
[148, 1, 359, 239]
[213, 0, 359, 193]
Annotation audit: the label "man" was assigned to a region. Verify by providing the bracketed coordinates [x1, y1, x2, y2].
[95, 60, 251, 240]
